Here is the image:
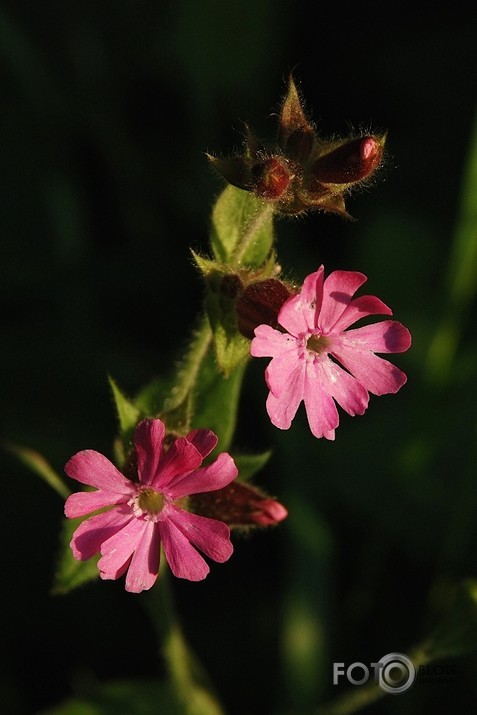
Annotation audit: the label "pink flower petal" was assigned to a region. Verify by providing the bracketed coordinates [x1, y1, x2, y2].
[319, 270, 368, 332]
[331, 342, 408, 395]
[330, 295, 393, 333]
[134, 418, 165, 486]
[340, 321, 412, 353]
[153, 438, 203, 490]
[299, 266, 325, 332]
[265, 361, 305, 430]
[98, 517, 149, 580]
[313, 356, 370, 417]
[166, 452, 238, 499]
[264, 346, 304, 397]
[125, 521, 161, 593]
[278, 267, 324, 335]
[70, 506, 134, 560]
[159, 516, 210, 581]
[251, 325, 297, 358]
[166, 506, 233, 563]
[65, 450, 134, 494]
[65, 488, 131, 518]
[302, 362, 340, 439]
[186, 429, 218, 458]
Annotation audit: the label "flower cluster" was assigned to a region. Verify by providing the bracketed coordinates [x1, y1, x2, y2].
[63, 78, 411, 596]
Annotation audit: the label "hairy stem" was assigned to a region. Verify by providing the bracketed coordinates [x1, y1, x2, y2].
[163, 313, 213, 415]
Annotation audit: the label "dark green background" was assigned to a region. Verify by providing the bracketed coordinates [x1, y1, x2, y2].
[2, 2, 477, 714]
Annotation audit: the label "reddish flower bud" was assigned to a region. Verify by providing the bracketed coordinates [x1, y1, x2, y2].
[311, 135, 384, 185]
[251, 497, 288, 526]
[254, 157, 292, 199]
[236, 278, 294, 339]
[190, 480, 288, 529]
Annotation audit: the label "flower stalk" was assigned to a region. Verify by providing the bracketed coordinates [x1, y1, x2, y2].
[142, 562, 226, 715]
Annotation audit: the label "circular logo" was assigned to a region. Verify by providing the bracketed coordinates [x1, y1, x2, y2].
[377, 653, 416, 694]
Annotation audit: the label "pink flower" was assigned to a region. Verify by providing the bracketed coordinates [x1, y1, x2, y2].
[250, 265, 411, 440]
[64, 418, 238, 593]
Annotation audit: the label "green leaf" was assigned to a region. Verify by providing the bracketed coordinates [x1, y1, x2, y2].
[5, 442, 70, 499]
[190, 249, 219, 277]
[204, 277, 250, 376]
[191, 348, 246, 453]
[233, 450, 272, 481]
[108, 376, 142, 444]
[210, 185, 274, 267]
[52, 517, 99, 595]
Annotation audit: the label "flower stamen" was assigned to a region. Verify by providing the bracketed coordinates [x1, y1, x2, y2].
[137, 487, 165, 515]
[306, 333, 329, 354]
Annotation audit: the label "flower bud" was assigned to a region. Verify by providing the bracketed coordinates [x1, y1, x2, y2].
[190, 480, 288, 529]
[253, 157, 292, 199]
[236, 278, 294, 339]
[251, 497, 288, 526]
[310, 135, 385, 185]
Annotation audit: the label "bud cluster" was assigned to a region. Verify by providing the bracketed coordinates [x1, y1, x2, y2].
[208, 76, 385, 218]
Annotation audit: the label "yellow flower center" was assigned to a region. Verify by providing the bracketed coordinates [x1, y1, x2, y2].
[137, 488, 165, 515]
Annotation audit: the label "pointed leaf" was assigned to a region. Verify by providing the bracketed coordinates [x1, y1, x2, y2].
[191, 250, 220, 277]
[108, 376, 142, 443]
[6, 442, 70, 499]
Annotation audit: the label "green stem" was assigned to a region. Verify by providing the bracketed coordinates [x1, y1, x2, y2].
[230, 201, 275, 267]
[163, 313, 213, 418]
[315, 680, 385, 715]
[142, 561, 226, 715]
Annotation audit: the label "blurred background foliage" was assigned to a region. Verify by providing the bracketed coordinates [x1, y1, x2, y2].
[2, 2, 477, 714]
